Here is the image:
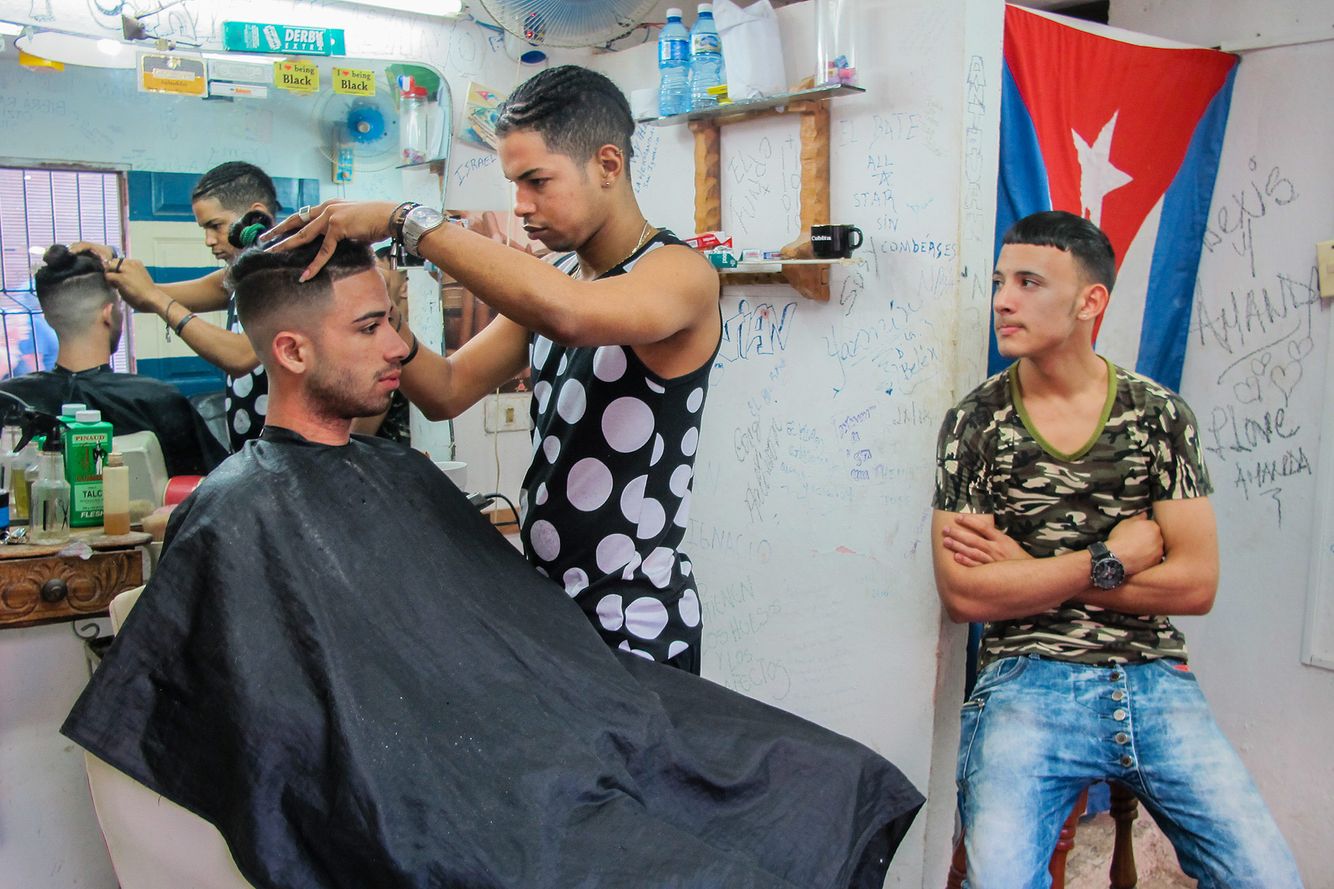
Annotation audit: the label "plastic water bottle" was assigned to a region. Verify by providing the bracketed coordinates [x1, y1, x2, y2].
[689, 3, 726, 110]
[398, 75, 429, 166]
[657, 7, 691, 117]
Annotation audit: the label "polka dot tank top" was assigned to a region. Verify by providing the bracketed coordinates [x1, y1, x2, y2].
[225, 295, 268, 452]
[520, 230, 718, 665]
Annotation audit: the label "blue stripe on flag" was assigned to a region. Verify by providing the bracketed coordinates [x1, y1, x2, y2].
[990, 63, 1053, 376]
[1137, 62, 1239, 392]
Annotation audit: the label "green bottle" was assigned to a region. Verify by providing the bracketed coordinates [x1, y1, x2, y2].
[65, 409, 114, 528]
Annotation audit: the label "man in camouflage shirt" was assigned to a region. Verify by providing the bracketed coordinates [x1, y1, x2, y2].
[931, 211, 1301, 887]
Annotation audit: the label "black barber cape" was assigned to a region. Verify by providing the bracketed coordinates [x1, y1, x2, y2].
[0, 365, 227, 475]
[63, 427, 922, 889]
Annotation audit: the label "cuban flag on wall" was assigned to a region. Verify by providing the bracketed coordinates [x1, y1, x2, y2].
[991, 5, 1239, 391]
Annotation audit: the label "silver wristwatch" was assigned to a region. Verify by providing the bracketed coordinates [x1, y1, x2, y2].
[402, 205, 447, 257]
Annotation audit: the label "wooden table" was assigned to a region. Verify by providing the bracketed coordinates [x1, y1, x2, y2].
[0, 529, 151, 629]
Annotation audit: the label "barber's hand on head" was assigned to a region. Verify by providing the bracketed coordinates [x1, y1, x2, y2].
[70, 241, 117, 263]
[1105, 512, 1164, 575]
[104, 259, 165, 312]
[261, 199, 400, 282]
[942, 514, 1031, 567]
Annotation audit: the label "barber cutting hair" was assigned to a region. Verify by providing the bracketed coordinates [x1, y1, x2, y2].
[267, 65, 722, 673]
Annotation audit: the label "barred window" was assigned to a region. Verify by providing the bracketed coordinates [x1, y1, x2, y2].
[0, 166, 129, 378]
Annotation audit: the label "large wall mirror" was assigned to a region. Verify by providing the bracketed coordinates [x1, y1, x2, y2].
[0, 40, 452, 379]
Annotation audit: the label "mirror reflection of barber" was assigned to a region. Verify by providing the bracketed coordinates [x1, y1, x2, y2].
[75, 162, 277, 452]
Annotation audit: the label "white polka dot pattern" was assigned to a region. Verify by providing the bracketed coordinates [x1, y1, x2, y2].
[603, 397, 655, 453]
[226, 298, 269, 451]
[596, 593, 624, 630]
[566, 458, 612, 512]
[529, 520, 560, 561]
[517, 234, 714, 665]
[593, 346, 627, 382]
[556, 380, 586, 424]
[595, 534, 636, 574]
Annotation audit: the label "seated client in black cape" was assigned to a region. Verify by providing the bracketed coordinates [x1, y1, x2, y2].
[62, 236, 923, 889]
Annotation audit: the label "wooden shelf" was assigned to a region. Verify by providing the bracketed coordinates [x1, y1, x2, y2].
[686, 83, 862, 301]
[734, 258, 858, 267]
[636, 83, 865, 127]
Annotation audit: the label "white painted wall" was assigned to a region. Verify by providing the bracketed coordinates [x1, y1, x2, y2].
[594, 3, 1003, 885]
[1108, 2, 1334, 883]
[1111, 0, 1334, 49]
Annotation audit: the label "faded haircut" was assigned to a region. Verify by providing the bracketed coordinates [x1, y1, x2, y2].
[34, 244, 115, 338]
[496, 65, 634, 169]
[192, 162, 279, 215]
[227, 239, 376, 355]
[1002, 210, 1117, 293]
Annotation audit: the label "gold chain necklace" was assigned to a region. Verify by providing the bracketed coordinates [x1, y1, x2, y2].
[579, 220, 655, 280]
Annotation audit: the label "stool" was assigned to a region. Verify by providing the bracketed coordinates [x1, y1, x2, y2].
[946, 782, 1139, 888]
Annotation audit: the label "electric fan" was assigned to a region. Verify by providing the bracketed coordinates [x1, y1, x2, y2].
[311, 87, 401, 181]
[478, 0, 660, 48]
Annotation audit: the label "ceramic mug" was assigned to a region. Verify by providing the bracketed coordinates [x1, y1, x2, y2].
[811, 223, 864, 258]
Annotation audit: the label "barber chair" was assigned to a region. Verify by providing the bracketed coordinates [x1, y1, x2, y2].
[82, 585, 258, 889]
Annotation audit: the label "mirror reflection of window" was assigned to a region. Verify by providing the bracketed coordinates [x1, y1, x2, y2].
[0, 166, 129, 379]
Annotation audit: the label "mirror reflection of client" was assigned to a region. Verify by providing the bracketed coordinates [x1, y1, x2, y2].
[76, 162, 280, 454]
[0, 245, 225, 476]
[61, 237, 923, 889]
[266, 65, 722, 674]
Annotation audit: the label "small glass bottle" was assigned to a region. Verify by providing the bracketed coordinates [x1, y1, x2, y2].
[101, 451, 130, 536]
[31, 435, 70, 546]
[23, 436, 43, 524]
[0, 426, 19, 520]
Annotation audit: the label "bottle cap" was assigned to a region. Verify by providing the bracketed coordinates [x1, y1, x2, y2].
[697, 3, 712, 12]
[666, 7, 682, 17]
[106, 452, 124, 467]
[61, 403, 87, 416]
[75, 409, 102, 423]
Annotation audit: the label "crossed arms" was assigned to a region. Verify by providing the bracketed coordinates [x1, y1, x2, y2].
[931, 497, 1219, 624]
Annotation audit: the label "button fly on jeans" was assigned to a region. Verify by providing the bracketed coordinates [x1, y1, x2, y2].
[1120, 754, 1134, 767]
[1111, 689, 1125, 701]
[1115, 732, 1129, 745]
[1110, 671, 1122, 681]
[1114, 708, 1127, 721]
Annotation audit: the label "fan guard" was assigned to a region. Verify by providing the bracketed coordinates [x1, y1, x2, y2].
[478, 0, 660, 48]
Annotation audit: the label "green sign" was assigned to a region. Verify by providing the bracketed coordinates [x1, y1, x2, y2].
[222, 21, 346, 57]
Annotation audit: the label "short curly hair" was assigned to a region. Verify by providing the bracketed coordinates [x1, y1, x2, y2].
[496, 65, 634, 167]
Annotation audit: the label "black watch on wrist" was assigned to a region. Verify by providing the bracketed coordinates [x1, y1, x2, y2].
[1089, 541, 1126, 590]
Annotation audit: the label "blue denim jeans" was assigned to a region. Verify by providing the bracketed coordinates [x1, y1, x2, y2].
[956, 655, 1302, 889]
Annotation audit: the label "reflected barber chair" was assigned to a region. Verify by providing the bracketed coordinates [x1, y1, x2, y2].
[81, 585, 259, 889]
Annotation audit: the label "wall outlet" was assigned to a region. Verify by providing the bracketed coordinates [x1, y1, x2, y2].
[1318, 240, 1334, 298]
[483, 392, 532, 433]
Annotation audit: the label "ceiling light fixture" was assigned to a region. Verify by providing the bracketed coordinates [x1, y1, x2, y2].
[15, 30, 137, 68]
[333, 0, 464, 17]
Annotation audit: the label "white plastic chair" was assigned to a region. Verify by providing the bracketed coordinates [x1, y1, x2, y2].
[82, 585, 257, 889]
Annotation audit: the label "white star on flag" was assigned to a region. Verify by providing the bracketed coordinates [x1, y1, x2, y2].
[1073, 111, 1133, 226]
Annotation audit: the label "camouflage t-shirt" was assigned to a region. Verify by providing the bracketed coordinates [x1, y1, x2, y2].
[933, 359, 1213, 666]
